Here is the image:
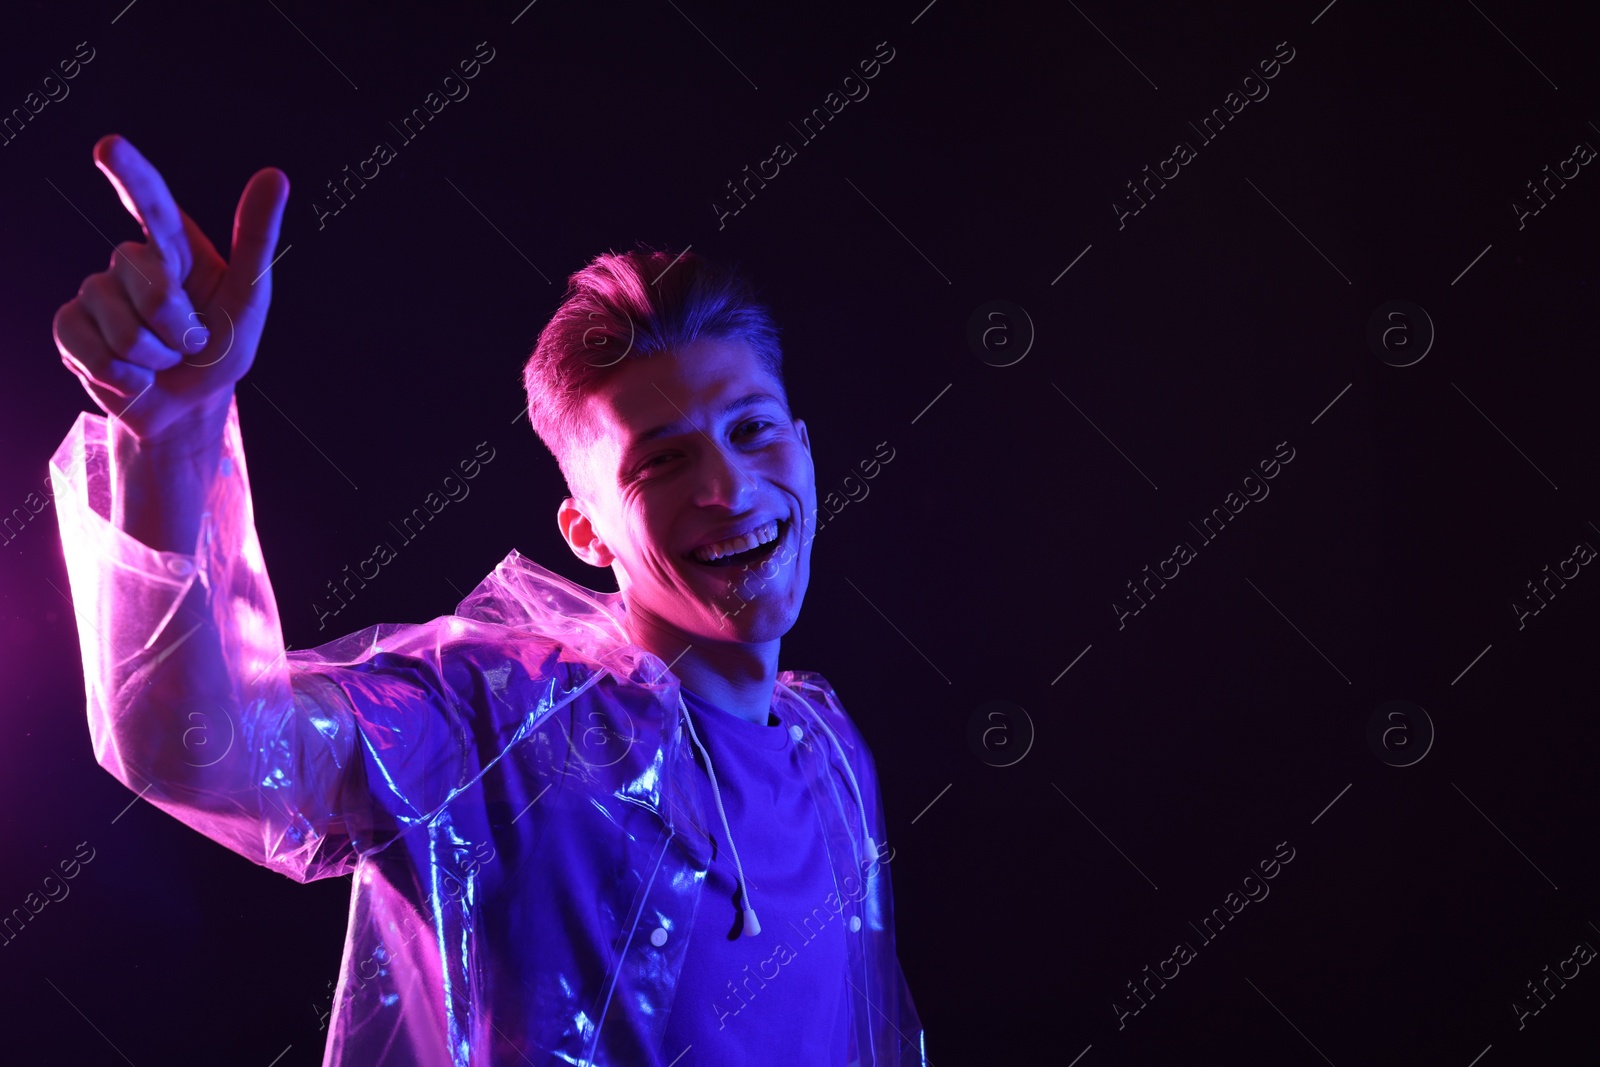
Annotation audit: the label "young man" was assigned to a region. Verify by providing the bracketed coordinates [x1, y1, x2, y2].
[50, 136, 926, 1065]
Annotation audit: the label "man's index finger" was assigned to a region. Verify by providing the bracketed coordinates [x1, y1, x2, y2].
[92, 135, 190, 281]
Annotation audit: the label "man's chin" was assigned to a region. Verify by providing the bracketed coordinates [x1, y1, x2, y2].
[701, 588, 805, 644]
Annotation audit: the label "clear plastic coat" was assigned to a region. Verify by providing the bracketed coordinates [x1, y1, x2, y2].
[51, 399, 927, 1066]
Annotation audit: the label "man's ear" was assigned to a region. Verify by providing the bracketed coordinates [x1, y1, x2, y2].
[557, 497, 615, 568]
[795, 416, 811, 455]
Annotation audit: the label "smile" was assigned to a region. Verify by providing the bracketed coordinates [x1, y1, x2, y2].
[688, 519, 787, 567]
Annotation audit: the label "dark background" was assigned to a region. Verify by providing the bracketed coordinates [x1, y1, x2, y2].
[2, 0, 1598, 1063]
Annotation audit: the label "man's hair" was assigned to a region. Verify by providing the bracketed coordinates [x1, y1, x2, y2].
[522, 247, 786, 497]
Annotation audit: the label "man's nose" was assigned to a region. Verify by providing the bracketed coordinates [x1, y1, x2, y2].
[693, 443, 757, 509]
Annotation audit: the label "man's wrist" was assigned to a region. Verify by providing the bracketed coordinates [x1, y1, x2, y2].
[112, 391, 235, 552]
[134, 390, 235, 453]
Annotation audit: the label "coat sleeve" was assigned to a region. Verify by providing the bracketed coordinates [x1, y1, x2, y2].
[49, 399, 568, 883]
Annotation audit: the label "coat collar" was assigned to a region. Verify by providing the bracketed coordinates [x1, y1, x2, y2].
[452, 548, 658, 678]
[453, 549, 835, 728]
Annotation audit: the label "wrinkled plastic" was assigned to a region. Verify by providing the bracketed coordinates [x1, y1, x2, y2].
[51, 398, 927, 1066]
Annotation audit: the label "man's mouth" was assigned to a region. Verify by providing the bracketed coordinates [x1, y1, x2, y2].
[687, 518, 788, 568]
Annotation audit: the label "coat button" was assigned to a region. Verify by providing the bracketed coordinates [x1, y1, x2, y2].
[788, 724, 803, 742]
[165, 556, 195, 578]
[849, 916, 861, 932]
[650, 926, 669, 947]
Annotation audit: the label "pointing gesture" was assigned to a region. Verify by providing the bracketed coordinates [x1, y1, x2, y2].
[52, 135, 289, 442]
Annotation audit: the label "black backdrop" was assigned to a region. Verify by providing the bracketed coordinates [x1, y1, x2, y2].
[2, 0, 1598, 1063]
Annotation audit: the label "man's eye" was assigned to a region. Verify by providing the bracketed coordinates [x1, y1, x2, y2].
[739, 419, 774, 436]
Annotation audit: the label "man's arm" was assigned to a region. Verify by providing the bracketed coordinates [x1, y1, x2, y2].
[51, 394, 373, 880]
[48, 136, 375, 880]
[51, 137, 588, 884]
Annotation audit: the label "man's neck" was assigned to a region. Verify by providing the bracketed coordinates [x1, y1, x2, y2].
[624, 608, 780, 726]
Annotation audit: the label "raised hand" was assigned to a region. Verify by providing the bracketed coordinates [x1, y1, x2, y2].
[52, 135, 289, 442]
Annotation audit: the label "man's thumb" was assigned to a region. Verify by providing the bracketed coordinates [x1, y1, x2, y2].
[223, 167, 290, 309]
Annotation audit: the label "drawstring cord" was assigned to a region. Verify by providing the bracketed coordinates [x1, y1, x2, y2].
[676, 683, 877, 941]
[680, 693, 762, 937]
[805, 704, 878, 867]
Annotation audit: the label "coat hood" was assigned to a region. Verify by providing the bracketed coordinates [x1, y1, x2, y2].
[453, 548, 662, 683]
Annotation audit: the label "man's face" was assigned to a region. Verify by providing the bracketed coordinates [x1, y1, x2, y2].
[558, 335, 817, 649]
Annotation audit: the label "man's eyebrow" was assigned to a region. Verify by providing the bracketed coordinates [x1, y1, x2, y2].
[628, 391, 786, 449]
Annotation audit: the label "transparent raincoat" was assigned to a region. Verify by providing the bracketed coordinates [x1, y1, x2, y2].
[51, 400, 927, 1066]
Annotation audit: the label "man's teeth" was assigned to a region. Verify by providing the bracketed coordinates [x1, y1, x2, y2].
[692, 520, 780, 563]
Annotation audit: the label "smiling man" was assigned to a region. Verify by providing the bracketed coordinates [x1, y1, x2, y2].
[49, 136, 925, 1066]
[550, 327, 816, 726]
